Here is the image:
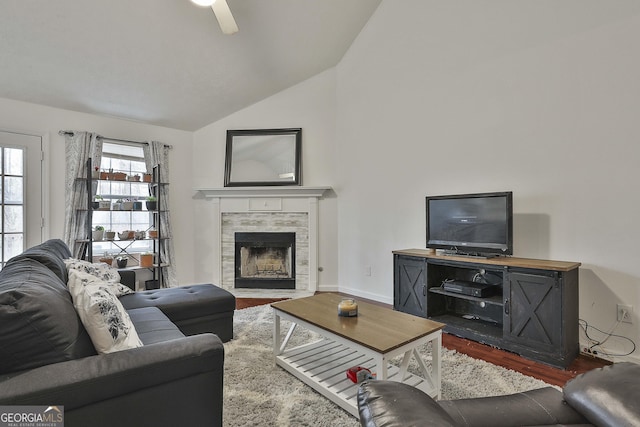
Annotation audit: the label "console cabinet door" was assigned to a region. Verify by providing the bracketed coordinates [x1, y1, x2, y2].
[504, 271, 561, 353]
[394, 255, 427, 318]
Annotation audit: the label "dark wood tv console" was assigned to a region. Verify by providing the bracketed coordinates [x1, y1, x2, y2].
[393, 249, 580, 368]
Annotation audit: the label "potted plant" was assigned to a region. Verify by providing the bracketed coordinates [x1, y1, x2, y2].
[139, 252, 154, 268]
[115, 256, 128, 269]
[142, 173, 152, 183]
[147, 228, 158, 239]
[145, 196, 157, 211]
[121, 198, 134, 210]
[112, 199, 123, 211]
[99, 252, 113, 266]
[92, 195, 101, 210]
[132, 198, 143, 211]
[104, 230, 116, 240]
[92, 225, 104, 241]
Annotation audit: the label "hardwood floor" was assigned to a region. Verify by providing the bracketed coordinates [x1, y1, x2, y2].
[236, 296, 610, 387]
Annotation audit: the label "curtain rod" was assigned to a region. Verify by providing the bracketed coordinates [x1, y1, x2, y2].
[59, 130, 173, 149]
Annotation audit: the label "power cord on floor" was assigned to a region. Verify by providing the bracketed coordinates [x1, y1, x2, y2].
[579, 318, 636, 357]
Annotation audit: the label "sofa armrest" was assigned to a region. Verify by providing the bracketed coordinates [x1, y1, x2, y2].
[0, 333, 223, 409]
[358, 381, 459, 427]
[564, 362, 640, 427]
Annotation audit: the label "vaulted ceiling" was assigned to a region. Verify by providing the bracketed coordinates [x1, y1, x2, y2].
[0, 0, 381, 130]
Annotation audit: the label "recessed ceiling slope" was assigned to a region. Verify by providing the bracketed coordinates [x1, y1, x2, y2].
[0, 0, 381, 130]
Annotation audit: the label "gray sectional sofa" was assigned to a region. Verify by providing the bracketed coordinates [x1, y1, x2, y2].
[0, 239, 235, 427]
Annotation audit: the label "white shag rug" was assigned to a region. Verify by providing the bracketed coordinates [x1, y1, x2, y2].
[223, 304, 554, 427]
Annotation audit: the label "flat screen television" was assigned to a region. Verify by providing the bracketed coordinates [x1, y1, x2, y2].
[426, 191, 513, 257]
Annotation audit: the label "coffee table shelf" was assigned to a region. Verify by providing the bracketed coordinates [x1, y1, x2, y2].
[276, 336, 436, 417]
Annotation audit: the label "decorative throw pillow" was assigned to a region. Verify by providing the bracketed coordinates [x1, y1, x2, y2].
[64, 258, 133, 297]
[67, 269, 143, 354]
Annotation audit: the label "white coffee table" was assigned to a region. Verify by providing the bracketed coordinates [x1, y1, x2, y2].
[272, 293, 444, 418]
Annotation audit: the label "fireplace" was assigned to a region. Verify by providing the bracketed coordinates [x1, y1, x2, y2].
[234, 232, 296, 289]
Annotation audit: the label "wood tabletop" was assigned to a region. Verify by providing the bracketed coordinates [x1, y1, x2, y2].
[393, 249, 581, 272]
[272, 293, 444, 353]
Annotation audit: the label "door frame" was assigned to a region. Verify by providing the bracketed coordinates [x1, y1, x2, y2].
[0, 127, 50, 245]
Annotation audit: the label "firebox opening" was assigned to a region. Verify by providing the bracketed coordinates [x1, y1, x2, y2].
[234, 232, 296, 289]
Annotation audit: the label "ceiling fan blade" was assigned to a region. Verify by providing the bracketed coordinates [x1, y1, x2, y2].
[211, 0, 238, 35]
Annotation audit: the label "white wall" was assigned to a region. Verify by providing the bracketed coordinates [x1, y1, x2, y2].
[0, 97, 196, 285]
[192, 69, 339, 289]
[335, 0, 640, 360]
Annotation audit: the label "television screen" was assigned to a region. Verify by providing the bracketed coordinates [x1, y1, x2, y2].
[426, 192, 513, 256]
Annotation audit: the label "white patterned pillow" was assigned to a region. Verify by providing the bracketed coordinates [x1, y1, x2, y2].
[64, 258, 133, 296]
[68, 269, 143, 354]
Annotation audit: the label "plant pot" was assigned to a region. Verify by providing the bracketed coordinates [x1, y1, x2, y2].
[112, 203, 121, 211]
[92, 230, 104, 241]
[98, 201, 111, 210]
[145, 279, 159, 290]
[99, 256, 113, 266]
[139, 253, 154, 268]
[145, 201, 157, 211]
[116, 257, 128, 268]
[104, 231, 116, 240]
[133, 201, 143, 211]
[113, 172, 127, 181]
[118, 230, 134, 240]
[92, 201, 100, 210]
[100, 171, 108, 180]
[121, 201, 134, 210]
[142, 174, 152, 183]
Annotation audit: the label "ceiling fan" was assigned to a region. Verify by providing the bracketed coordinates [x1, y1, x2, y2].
[190, 0, 239, 35]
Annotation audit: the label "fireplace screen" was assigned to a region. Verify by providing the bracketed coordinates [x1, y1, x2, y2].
[234, 232, 295, 289]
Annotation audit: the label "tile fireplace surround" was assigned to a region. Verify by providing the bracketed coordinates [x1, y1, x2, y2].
[196, 187, 331, 298]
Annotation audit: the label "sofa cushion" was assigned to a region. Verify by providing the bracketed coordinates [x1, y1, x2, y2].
[6, 239, 71, 283]
[564, 362, 640, 427]
[128, 307, 185, 345]
[68, 270, 142, 354]
[64, 258, 133, 296]
[0, 258, 96, 374]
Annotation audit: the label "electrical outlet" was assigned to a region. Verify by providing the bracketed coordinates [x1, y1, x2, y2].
[617, 304, 633, 324]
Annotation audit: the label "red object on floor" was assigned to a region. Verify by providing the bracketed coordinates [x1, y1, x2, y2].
[347, 366, 372, 383]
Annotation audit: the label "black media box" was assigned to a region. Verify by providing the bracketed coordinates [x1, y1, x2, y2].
[442, 279, 495, 298]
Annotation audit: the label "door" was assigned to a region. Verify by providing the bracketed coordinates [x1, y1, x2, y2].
[0, 130, 43, 267]
[394, 255, 427, 317]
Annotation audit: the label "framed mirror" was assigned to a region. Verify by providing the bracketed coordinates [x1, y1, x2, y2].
[224, 128, 302, 187]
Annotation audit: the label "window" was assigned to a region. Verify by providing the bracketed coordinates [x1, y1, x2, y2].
[1, 147, 25, 266]
[93, 142, 153, 254]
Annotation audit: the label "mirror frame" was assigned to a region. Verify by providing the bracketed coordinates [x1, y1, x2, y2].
[224, 128, 302, 187]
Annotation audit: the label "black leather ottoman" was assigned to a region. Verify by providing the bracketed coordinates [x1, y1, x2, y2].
[120, 284, 235, 342]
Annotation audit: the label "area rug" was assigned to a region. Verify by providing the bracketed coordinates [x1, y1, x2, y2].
[223, 304, 555, 427]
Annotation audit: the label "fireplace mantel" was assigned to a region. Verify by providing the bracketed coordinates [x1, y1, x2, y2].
[195, 186, 331, 198]
[196, 186, 332, 297]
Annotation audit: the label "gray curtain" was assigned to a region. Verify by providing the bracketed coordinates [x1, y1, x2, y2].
[62, 131, 102, 259]
[143, 141, 177, 288]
